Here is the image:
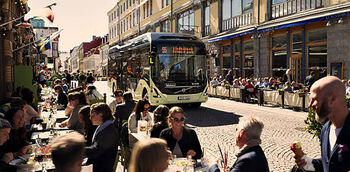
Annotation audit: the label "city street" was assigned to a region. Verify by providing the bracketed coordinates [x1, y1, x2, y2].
[95, 81, 321, 172]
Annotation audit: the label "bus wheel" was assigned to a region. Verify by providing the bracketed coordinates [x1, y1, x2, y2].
[190, 103, 201, 108]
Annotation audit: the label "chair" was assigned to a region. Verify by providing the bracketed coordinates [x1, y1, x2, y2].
[113, 120, 131, 172]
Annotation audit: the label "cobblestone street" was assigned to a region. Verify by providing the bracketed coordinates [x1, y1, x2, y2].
[185, 98, 321, 172]
[95, 81, 321, 172]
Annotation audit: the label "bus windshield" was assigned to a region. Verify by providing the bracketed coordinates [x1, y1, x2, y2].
[151, 43, 207, 94]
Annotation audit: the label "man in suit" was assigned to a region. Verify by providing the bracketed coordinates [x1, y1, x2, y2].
[294, 76, 350, 172]
[113, 92, 136, 128]
[208, 116, 269, 172]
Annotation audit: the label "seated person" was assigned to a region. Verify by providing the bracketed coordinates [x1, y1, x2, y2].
[150, 105, 169, 138]
[54, 85, 68, 109]
[129, 138, 170, 172]
[209, 116, 269, 172]
[85, 86, 103, 104]
[160, 107, 202, 159]
[0, 118, 15, 172]
[50, 132, 86, 172]
[59, 92, 84, 133]
[85, 103, 119, 172]
[128, 99, 152, 133]
[78, 105, 97, 146]
[4, 108, 29, 158]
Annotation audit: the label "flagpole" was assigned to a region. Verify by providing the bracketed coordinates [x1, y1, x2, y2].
[0, 15, 24, 28]
[12, 40, 35, 52]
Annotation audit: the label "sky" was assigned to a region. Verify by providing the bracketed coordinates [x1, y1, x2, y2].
[27, 0, 116, 52]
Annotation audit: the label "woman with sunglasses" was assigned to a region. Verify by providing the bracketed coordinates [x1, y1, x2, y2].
[160, 106, 202, 159]
[128, 99, 153, 134]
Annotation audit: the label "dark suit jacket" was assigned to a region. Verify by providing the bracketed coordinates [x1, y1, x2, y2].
[160, 126, 202, 159]
[113, 100, 136, 127]
[86, 123, 120, 172]
[312, 113, 350, 172]
[209, 146, 269, 172]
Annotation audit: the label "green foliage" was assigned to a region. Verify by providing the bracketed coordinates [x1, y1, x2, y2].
[305, 96, 350, 139]
[304, 108, 324, 138]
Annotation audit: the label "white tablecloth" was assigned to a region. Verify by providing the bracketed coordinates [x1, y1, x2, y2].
[263, 90, 281, 105]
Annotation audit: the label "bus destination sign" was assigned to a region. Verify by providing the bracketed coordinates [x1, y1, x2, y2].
[161, 46, 194, 55]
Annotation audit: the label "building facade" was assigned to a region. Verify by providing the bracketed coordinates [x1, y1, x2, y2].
[99, 34, 109, 76]
[108, 0, 350, 82]
[0, 0, 36, 98]
[32, 19, 60, 72]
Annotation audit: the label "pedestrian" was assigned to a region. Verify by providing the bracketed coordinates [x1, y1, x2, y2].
[114, 92, 136, 128]
[150, 105, 169, 138]
[0, 118, 15, 172]
[50, 132, 86, 172]
[64, 70, 71, 86]
[38, 66, 47, 86]
[226, 70, 233, 85]
[109, 89, 124, 114]
[85, 103, 119, 172]
[293, 76, 350, 172]
[86, 73, 95, 85]
[283, 69, 293, 86]
[208, 116, 269, 172]
[304, 71, 316, 91]
[61, 78, 69, 94]
[128, 138, 170, 172]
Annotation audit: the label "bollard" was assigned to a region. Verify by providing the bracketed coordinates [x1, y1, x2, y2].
[104, 93, 107, 103]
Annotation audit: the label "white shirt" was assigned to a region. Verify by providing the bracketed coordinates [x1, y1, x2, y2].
[329, 124, 342, 151]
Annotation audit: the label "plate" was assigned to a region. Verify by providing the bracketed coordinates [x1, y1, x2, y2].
[9, 159, 26, 166]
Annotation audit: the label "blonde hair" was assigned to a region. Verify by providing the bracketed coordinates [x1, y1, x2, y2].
[50, 132, 86, 169]
[238, 116, 264, 140]
[129, 138, 168, 172]
[167, 106, 185, 127]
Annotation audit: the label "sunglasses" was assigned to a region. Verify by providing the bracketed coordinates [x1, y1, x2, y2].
[171, 117, 185, 122]
[143, 107, 151, 111]
[115, 94, 123, 97]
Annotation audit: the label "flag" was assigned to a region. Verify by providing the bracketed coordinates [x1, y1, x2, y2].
[35, 36, 51, 53]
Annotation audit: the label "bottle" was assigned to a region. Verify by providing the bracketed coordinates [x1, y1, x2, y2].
[185, 155, 194, 172]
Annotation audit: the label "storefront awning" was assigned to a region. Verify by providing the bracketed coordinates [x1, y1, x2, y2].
[208, 27, 255, 43]
[258, 6, 350, 33]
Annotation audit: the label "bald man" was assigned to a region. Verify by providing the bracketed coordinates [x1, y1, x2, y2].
[293, 76, 350, 172]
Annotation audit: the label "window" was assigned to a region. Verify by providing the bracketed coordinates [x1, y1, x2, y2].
[271, 35, 287, 77]
[143, 5, 146, 19]
[222, 0, 253, 30]
[150, 0, 152, 15]
[133, 0, 135, 4]
[161, 20, 171, 32]
[243, 41, 254, 78]
[203, 1, 210, 36]
[117, 8, 119, 17]
[133, 12, 135, 27]
[146, 2, 149, 17]
[129, 16, 132, 28]
[177, 9, 195, 34]
[129, 0, 131, 6]
[307, 29, 327, 78]
[126, 0, 128, 9]
[114, 11, 116, 20]
[222, 45, 230, 54]
[223, 56, 231, 68]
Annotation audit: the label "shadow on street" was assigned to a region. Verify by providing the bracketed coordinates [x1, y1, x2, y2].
[182, 106, 241, 127]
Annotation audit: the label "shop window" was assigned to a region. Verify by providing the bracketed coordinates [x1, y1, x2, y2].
[223, 56, 231, 68]
[222, 45, 230, 54]
[203, 1, 210, 36]
[272, 35, 287, 48]
[292, 33, 302, 55]
[308, 29, 327, 44]
[272, 50, 287, 77]
[244, 41, 253, 51]
[307, 29, 327, 78]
